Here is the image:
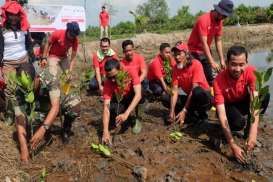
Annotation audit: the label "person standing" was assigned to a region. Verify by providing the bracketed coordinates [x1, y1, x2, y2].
[188, 0, 234, 86]
[41, 21, 80, 80]
[0, 1, 33, 162]
[99, 6, 110, 39]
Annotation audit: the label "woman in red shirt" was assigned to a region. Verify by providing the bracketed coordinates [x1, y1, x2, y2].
[166, 42, 212, 126]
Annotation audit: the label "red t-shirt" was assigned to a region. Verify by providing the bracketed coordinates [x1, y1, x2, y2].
[103, 68, 140, 100]
[172, 59, 210, 95]
[213, 66, 256, 105]
[121, 53, 146, 77]
[147, 54, 176, 81]
[92, 52, 118, 75]
[188, 11, 223, 54]
[48, 30, 78, 58]
[100, 11, 109, 27]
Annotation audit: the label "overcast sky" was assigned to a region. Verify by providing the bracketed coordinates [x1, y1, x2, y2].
[1, 0, 272, 26]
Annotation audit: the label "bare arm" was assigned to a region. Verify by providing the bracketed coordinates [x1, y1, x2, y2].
[95, 67, 103, 87]
[102, 99, 111, 134]
[200, 36, 220, 71]
[30, 97, 60, 149]
[169, 85, 178, 118]
[216, 104, 246, 162]
[215, 36, 225, 67]
[124, 84, 141, 116]
[140, 66, 148, 83]
[69, 50, 77, 72]
[159, 77, 168, 92]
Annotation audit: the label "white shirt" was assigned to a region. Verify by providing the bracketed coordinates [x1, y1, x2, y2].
[3, 31, 27, 61]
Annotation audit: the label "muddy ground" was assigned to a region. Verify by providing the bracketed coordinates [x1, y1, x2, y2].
[1, 24, 273, 182]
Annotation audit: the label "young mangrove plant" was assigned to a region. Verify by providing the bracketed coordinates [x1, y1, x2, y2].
[251, 67, 273, 123]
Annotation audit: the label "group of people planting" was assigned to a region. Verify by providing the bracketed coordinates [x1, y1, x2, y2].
[0, 0, 270, 165]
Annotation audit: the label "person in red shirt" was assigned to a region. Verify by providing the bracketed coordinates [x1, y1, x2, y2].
[102, 59, 143, 144]
[99, 6, 110, 39]
[188, 0, 234, 86]
[213, 45, 270, 163]
[41, 22, 80, 79]
[89, 37, 118, 94]
[121, 40, 148, 91]
[166, 42, 212, 125]
[147, 43, 176, 96]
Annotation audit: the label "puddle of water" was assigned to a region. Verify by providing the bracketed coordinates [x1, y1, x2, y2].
[249, 50, 273, 117]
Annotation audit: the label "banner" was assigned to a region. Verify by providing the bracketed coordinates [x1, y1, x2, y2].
[25, 4, 86, 32]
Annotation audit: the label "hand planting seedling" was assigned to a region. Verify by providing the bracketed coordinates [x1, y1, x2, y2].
[112, 70, 132, 143]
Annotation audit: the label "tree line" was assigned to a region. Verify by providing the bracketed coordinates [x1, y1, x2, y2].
[85, 0, 273, 39]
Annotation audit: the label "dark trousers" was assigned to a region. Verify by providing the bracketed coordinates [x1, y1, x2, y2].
[225, 93, 270, 131]
[110, 91, 145, 120]
[191, 52, 214, 86]
[162, 86, 212, 120]
[149, 80, 164, 96]
[89, 77, 99, 91]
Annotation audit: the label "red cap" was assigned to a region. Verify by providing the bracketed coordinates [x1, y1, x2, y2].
[171, 42, 189, 52]
[1, 1, 29, 31]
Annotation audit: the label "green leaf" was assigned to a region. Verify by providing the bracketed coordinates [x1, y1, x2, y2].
[25, 92, 35, 103]
[263, 67, 273, 82]
[91, 143, 99, 150]
[20, 71, 32, 89]
[98, 144, 111, 157]
[259, 86, 269, 96]
[254, 71, 262, 90]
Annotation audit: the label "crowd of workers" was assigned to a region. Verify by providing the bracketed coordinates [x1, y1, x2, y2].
[0, 0, 270, 165]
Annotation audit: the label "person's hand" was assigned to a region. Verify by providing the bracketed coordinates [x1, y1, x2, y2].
[246, 135, 257, 151]
[102, 130, 111, 145]
[168, 111, 175, 123]
[220, 59, 226, 69]
[99, 84, 104, 95]
[210, 61, 221, 72]
[231, 143, 246, 163]
[116, 112, 129, 125]
[175, 108, 187, 126]
[30, 127, 46, 150]
[39, 58, 48, 68]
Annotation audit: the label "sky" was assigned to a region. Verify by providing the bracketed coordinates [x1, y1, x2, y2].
[0, 0, 272, 26]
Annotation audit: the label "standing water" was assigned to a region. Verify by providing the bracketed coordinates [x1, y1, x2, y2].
[249, 50, 273, 118]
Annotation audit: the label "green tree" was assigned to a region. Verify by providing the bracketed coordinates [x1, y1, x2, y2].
[136, 0, 169, 25]
[170, 6, 195, 30]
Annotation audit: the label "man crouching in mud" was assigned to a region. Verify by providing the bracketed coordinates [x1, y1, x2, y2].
[213, 45, 270, 163]
[14, 63, 81, 163]
[102, 59, 143, 144]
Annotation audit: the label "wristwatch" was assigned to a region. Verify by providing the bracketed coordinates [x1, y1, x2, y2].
[42, 124, 50, 131]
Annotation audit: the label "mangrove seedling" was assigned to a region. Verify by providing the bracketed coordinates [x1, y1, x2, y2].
[251, 67, 273, 123]
[91, 143, 112, 157]
[169, 131, 183, 141]
[39, 168, 48, 182]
